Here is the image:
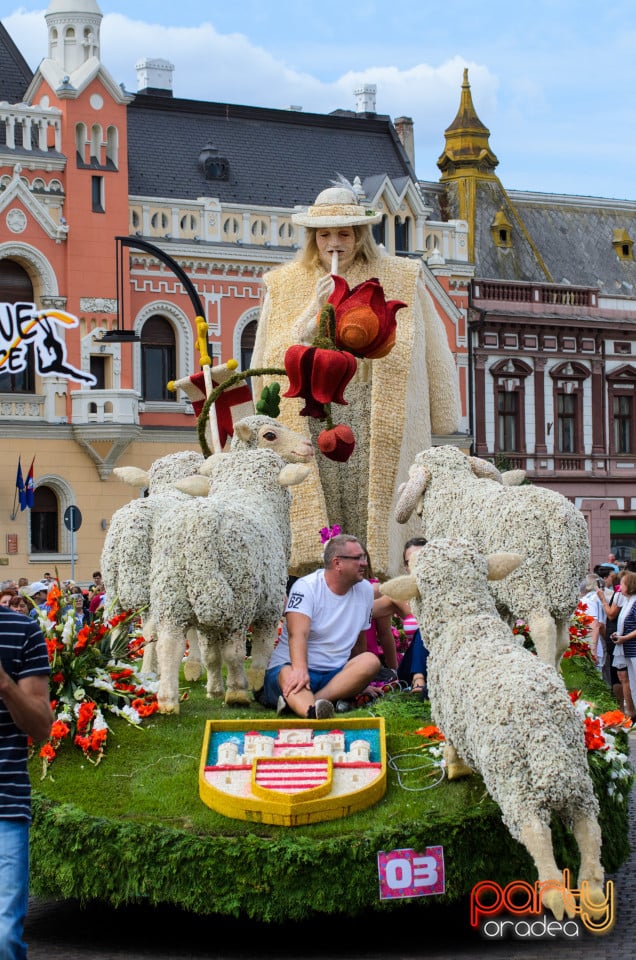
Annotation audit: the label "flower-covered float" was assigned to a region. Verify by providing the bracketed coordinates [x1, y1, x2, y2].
[27, 291, 633, 926]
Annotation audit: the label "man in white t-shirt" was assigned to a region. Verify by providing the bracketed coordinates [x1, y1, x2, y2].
[262, 534, 380, 719]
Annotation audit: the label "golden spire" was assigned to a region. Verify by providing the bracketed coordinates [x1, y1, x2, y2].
[437, 68, 498, 180]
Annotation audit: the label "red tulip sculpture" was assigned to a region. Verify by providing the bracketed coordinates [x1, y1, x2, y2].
[329, 276, 406, 359]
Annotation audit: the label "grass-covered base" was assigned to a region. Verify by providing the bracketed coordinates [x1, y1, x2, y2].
[29, 657, 632, 922]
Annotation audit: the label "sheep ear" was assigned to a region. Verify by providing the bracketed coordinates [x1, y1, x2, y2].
[198, 453, 225, 477]
[379, 575, 419, 602]
[113, 466, 150, 488]
[467, 456, 502, 483]
[174, 477, 211, 497]
[394, 465, 430, 523]
[278, 464, 311, 487]
[487, 553, 523, 580]
[501, 469, 526, 486]
[233, 421, 253, 443]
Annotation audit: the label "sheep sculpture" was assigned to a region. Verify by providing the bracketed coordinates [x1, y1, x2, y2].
[101, 416, 314, 686]
[101, 450, 208, 683]
[149, 447, 310, 712]
[394, 445, 589, 668]
[380, 537, 605, 921]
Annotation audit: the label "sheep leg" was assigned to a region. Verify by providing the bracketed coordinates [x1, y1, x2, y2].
[183, 627, 204, 682]
[573, 815, 606, 920]
[198, 639, 225, 700]
[527, 612, 558, 669]
[221, 631, 251, 707]
[555, 619, 571, 665]
[444, 742, 473, 780]
[156, 623, 186, 714]
[140, 616, 158, 676]
[519, 819, 575, 920]
[246, 622, 278, 692]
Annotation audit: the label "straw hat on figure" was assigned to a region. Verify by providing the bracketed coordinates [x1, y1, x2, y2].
[252, 181, 460, 577]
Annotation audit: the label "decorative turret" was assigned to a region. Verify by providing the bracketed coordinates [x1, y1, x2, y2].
[437, 69, 498, 180]
[45, 0, 102, 75]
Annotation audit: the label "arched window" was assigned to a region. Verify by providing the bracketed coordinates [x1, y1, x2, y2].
[0, 260, 35, 393]
[75, 122, 88, 164]
[106, 125, 118, 169]
[30, 485, 58, 553]
[90, 124, 102, 165]
[240, 320, 257, 373]
[549, 362, 590, 455]
[394, 216, 411, 254]
[490, 358, 532, 455]
[141, 316, 176, 401]
[607, 365, 636, 455]
[372, 215, 387, 248]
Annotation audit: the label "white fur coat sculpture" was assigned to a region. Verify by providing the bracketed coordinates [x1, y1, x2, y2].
[380, 537, 605, 921]
[394, 445, 589, 668]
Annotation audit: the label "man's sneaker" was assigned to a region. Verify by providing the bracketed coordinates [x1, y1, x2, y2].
[306, 699, 334, 720]
[276, 695, 288, 716]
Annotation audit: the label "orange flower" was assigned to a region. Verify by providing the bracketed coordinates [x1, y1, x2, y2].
[568, 689, 581, 704]
[414, 725, 445, 741]
[50, 719, 70, 741]
[599, 709, 632, 729]
[40, 743, 56, 762]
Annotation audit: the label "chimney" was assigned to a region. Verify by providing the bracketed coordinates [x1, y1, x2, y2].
[136, 58, 174, 97]
[394, 116, 415, 168]
[354, 84, 377, 114]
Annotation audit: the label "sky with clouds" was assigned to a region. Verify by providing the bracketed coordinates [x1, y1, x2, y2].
[4, 1, 636, 201]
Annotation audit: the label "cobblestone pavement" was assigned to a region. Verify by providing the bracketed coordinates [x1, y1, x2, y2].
[24, 737, 636, 960]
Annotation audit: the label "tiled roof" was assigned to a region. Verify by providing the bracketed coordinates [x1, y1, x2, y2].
[127, 94, 415, 206]
[428, 177, 636, 293]
[0, 22, 33, 105]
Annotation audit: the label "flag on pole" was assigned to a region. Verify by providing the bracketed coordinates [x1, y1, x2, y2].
[15, 457, 26, 511]
[25, 457, 35, 509]
[170, 362, 254, 448]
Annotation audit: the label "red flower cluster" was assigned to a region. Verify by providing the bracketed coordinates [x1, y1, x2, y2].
[583, 716, 607, 752]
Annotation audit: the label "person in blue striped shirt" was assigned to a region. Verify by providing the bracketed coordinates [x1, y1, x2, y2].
[0, 605, 52, 960]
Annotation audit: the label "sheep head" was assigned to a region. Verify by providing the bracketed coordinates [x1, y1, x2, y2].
[232, 415, 314, 463]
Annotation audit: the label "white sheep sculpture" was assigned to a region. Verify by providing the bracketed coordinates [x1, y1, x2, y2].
[101, 416, 314, 686]
[101, 450, 208, 683]
[149, 446, 310, 712]
[380, 537, 605, 921]
[394, 445, 589, 668]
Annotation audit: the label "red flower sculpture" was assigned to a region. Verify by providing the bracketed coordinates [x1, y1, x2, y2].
[329, 276, 406, 359]
[317, 424, 356, 462]
[283, 344, 357, 419]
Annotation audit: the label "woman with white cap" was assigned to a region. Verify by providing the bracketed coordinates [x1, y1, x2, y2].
[252, 183, 460, 578]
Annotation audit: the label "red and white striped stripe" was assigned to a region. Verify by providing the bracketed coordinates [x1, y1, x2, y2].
[255, 758, 328, 793]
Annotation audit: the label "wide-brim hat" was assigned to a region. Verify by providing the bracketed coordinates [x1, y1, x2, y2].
[292, 186, 382, 228]
[25, 580, 48, 597]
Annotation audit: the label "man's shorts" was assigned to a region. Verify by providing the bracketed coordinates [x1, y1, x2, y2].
[262, 663, 343, 707]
